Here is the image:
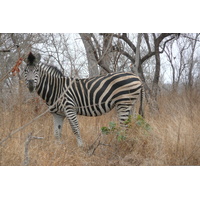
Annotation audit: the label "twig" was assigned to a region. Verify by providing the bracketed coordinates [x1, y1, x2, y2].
[23, 132, 43, 166]
[0, 52, 28, 83]
[0, 109, 49, 145]
[0, 50, 10, 52]
[88, 133, 111, 156]
[88, 136, 101, 156]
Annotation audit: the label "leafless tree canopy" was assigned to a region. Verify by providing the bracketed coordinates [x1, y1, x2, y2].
[1, 33, 199, 111]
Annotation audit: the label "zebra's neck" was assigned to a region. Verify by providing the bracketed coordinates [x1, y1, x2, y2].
[36, 64, 65, 105]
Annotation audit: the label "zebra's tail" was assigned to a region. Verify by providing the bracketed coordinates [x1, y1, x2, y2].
[139, 85, 144, 118]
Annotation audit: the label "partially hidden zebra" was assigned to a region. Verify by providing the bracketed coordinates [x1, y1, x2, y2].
[24, 52, 144, 147]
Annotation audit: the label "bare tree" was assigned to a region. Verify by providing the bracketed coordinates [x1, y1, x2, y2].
[187, 33, 200, 90]
[165, 37, 190, 91]
[164, 33, 200, 92]
[79, 33, 113, 76]
[79, 33, 179, 111]
[3, 33, 200, 116]
[112, 33, 178, 111]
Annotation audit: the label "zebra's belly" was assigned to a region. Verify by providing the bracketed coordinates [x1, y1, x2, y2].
[49, 101, 115, 117]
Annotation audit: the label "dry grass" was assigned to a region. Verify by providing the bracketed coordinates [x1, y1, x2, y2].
[1, 90, 200, 166]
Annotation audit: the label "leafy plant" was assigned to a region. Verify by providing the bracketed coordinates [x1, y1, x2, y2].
[135, 115, 152, 134]
[101, 122, 126, 141]
[101, 115, 152, 142]
[124, 115, 132, 127]
[101, 122, 116, 135]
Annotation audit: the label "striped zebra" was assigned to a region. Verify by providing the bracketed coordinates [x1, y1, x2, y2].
[24, 52, 144, 147]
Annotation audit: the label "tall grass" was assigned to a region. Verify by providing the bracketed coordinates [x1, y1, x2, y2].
[0, 90, 200, 165]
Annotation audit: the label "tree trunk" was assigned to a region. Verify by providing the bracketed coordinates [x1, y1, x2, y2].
[150, 34, 162, 112]
[79, 33, 99, 77]
[134, 33, 142, 76]
[99, 34, 113, 75]
[152, 46, 160, 100]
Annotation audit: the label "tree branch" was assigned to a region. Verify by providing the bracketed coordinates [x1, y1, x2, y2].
[89, 33, 101, 61]
[159, 36, 176, 54]
[113, 33, 136, 53]
[141, 33, 176, 63]
[111, 46, 135, 64]
[143, 33, 151, 53]
[0, 50, 10, 52]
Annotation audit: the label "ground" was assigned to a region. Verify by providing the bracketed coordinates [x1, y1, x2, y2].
[0, 91, 200, 166]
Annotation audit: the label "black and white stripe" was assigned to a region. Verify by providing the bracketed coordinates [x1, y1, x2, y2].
[24, 52, 144, 147]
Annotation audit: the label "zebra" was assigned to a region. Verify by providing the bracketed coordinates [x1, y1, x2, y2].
[24, 52, 144, 147]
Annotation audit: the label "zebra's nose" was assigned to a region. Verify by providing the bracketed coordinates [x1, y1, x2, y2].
[27, 80, 35, 92]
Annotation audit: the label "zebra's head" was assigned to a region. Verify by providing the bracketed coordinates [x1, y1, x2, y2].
[24, 52, 41, 93]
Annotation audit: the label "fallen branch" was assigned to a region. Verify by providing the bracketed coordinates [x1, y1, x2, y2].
[88, 133, 111, 156]
[23, 132, 43, 166]
[0, 109, 49, 145]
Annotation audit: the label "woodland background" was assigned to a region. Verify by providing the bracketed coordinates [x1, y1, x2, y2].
[0, 33, 200, 166]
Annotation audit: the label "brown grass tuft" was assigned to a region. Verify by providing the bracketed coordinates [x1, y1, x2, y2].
[1, 91, 200, 165]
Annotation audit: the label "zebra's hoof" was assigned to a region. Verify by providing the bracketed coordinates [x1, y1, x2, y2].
[77, 141, 84, 147]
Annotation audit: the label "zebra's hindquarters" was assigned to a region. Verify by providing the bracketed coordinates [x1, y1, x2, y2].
[114, 85, 144, 125]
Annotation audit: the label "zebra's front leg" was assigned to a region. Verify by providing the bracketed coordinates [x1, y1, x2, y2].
[52, 113, 65, 142]
[65, 109, 83, 147]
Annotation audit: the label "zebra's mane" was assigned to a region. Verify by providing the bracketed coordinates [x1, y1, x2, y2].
[42, 63, 64, 77]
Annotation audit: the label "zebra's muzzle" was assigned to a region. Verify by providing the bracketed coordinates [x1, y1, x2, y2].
[27, 80, 35, 93]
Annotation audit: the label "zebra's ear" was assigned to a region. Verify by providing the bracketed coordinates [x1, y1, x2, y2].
[35, 53, 41, 63]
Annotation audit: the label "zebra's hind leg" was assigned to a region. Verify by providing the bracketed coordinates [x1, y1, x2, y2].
[65, 109, 83, 147]
[116, 104, 132, 127]
[52, 113, 65, 142]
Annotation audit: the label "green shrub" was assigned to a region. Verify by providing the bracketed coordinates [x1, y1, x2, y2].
[101, 115, 152, 141]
